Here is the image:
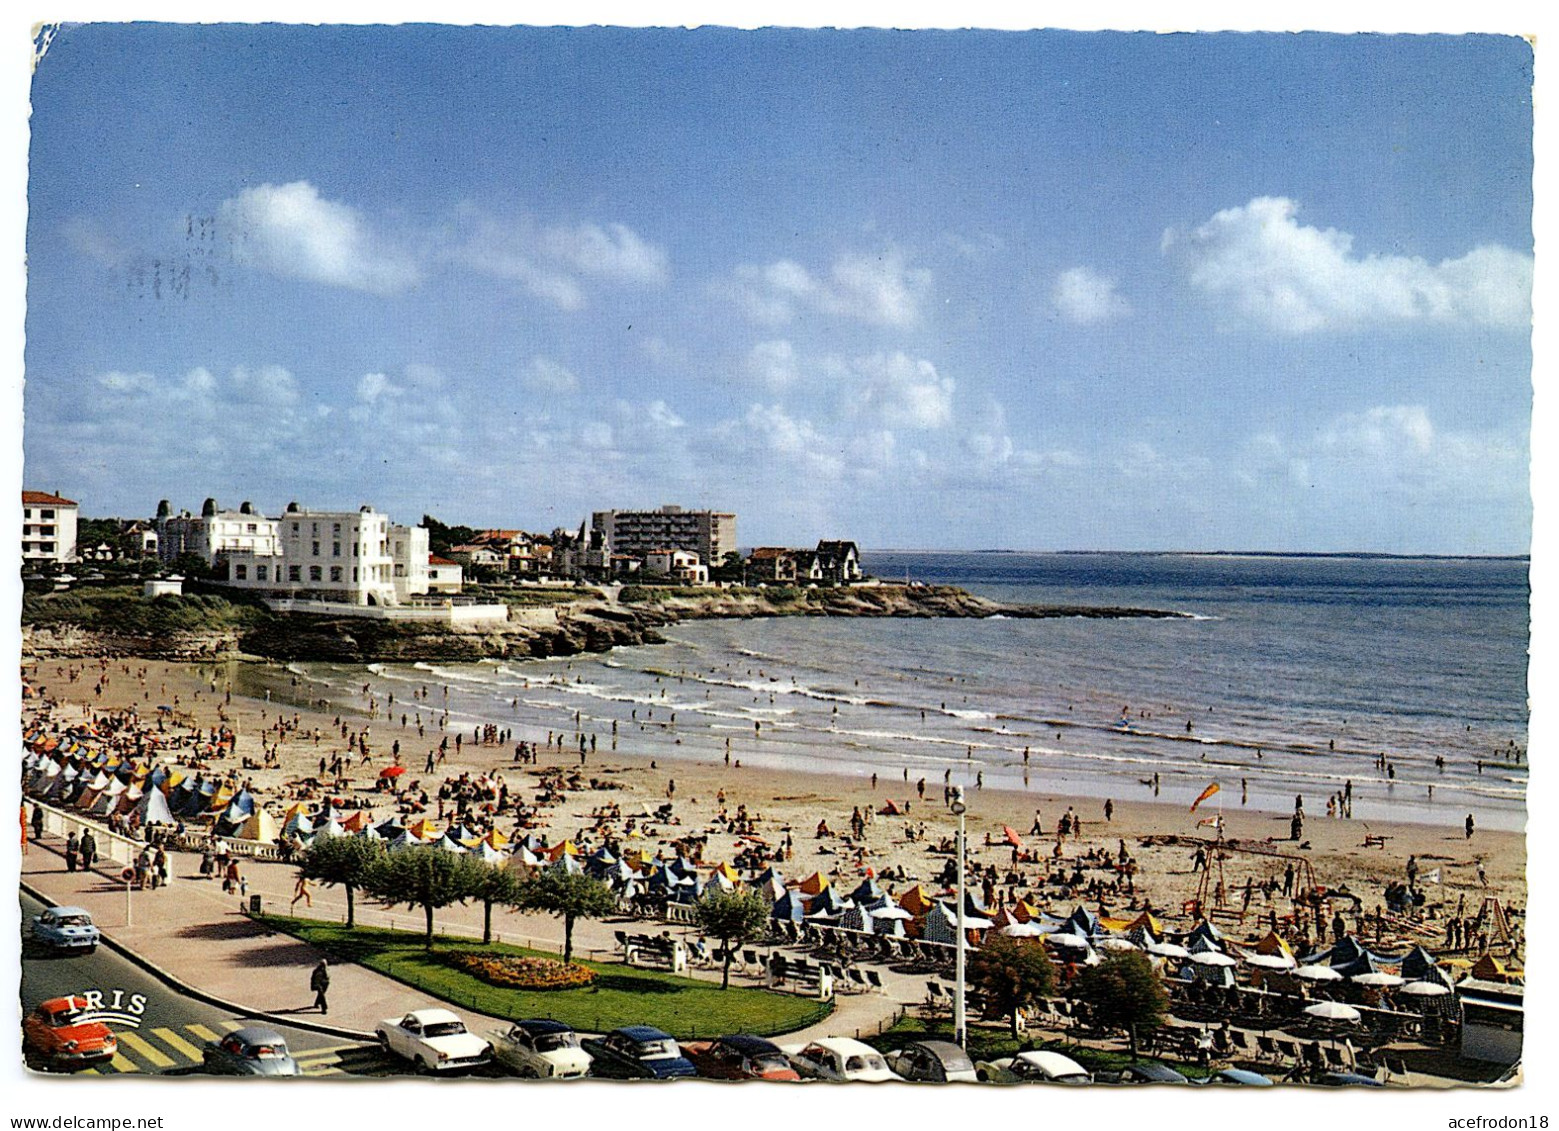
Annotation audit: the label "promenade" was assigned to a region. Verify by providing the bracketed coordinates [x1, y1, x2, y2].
[21, 828, 912, 1046]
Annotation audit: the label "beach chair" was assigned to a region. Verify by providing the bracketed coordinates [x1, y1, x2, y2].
[865, 969, 886, 994]
[1275, 1038, 1301, 1066]
[1256, 1035, 1279, 1063]
[1323, 1045, 1349, 1072]
[1229, 1029, 1250, 1056]
[846, 967, 870, 994]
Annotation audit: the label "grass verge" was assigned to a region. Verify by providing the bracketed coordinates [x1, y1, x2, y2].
[256, 914, 831, 1039]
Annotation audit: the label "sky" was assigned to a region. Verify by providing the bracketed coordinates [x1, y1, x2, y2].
[21, 25, 1534, 553]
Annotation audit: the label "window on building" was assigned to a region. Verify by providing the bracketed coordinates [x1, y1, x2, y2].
[353, 542, 359, 557]
[41, 509, 54, 520]
[312, 542, 320, 556]
[394, 564, 405, 577]
[41, 525, 54, 536]
[288, 565, 301, 582]
[292, 522, 299, 534]
[352, 567, 359, 582]
[246, 523, 257, 534]
[333, 523, 341, 534]
[330, 566, 342, 582]
[333, 542, 341, 557]
[235, 564, 248, 580]
[309, 566, 322, 582]
[256, 565, 268, 581]
[41, 542, 54, 553]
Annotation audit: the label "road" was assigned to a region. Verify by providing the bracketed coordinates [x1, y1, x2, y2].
[20, 891, 400, 1078]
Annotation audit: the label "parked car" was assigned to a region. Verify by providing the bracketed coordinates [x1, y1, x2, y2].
[488, 1019, 591, 1079]
[22, 995, 117, 1070]
[1200, 1067, 1275, 1086]
[685, 1034, 801, 1081]
[976, 1050, 1093, 1085]
[1098, 1061, 1190, 1085]
[580, 1026, 697, 1079]
[884, 1039, 978, 1083]
[375, 1008, 492, 1074]
[30, 906, 100, 955]
[201, 1026, 301, 1077]
[784, 1037, 901, 1082]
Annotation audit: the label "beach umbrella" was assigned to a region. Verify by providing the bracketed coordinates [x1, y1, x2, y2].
[1399, 980, 1452, 998]
[1304, 1001, 1361, 1022]
[1001, 922, 1047, 937]
[1147, 941, 1192, 959]
[1244, 952, 1296, 970]
[1045, 932, 1093, 949]
[1351, 971, 1405, 987]
[1002, 825, 1023, 847]
[1295, 964, 1344, 982]
[378, 765, 406, 779]
[1097, 937, 1139, 951]
[1191, 950, 1238, 967]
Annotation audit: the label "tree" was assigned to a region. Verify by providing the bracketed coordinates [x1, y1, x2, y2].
[512, 870, 619, 965]
[710, 551, 746, 585]
[967, 934, 1058, 1038]
[361, 846, 485, 949]
[470, 861, 523, 945]
[296, 834, 386, 928]
[1070, 950, 1169, 1058]
[693, 888, 770, 988]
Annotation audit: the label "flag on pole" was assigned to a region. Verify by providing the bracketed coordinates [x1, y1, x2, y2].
[1190, 782, 1220, 813]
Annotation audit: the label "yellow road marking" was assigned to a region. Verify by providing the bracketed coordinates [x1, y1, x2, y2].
[152, 1027, 204, 1062]
[186, 1023, 222, 1043]
[294, 1043, 367, 1061]
[116, 1030, 176, 1068]
[109, 1052, 141, 1073]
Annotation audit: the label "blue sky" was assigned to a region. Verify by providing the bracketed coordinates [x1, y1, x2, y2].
[23, 26, 1533, 553]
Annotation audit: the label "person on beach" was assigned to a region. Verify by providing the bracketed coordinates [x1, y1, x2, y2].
[1466, 813, 1476, 839]
[293, 874, 313, 909]
[64, 831, 79, 872]
[310, 959, 330, 1014]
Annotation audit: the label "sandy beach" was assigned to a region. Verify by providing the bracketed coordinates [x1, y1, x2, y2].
[22, 651, 1526, 964]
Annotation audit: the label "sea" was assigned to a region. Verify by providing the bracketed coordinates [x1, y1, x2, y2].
[257, 553, 1531, 833]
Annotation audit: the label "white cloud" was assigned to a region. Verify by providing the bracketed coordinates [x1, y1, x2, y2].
[1163, 196, 1532, 333]
[828, 351, 955, 430]
[219, 181, 420, 295]
[744, 340, 801, 391]
[711, 404, 845, 478]
[540, 221, 669, 285]
[1052, 266, 1130, 325]
[1320, 404, 1435, 456]
[521, 357, 580, 394]
[726, 248, 932, 327]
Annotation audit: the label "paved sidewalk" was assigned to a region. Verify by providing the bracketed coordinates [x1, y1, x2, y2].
[21, 832, 915, 1045]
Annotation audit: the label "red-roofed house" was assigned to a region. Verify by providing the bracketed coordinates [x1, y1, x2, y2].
[22, 491, 78, 565]
[427, 554, 463, 593]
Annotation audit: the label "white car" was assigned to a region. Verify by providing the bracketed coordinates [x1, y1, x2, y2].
[784, 1037, 901, 1082]
[376, 1008, 492, 1074]
[977, 1050, 1092, 1085]
[488, 1019, 592, 1079]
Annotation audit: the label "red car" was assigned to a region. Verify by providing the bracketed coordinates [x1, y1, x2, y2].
[23, 995, 118, 1070]
[684, 1034, 801, 1081]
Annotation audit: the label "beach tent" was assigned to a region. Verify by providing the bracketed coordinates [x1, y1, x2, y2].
[753, 869, 787, 901]
[472, 841, 507, 864]
[897, 884, 936, 916]
[1063, 906, 1100, 938]
[312, 817, 346, 840]
[386, 831, 427, 852]
[374, 819, 405, 840]
[964, 891, 993, 920]
[807, 886, 849, 917]
[546, 839, 581, 862]
[134, 786, 176, 827]
[710, 861, 741, 883]
[773, 891, 806, 921]
[1400, 946, 1453, 988]
[238, 809, 280, 844]
[922, 902, 991, 944]
[799, 872, 831, 896]
[1469, 954, 1519, 983]
[434, 833, 469, 854]
[342, 811, 373, 833]
[284, 812, 316, 836]
[877, 799, 904, 816]
[1186, 919, 1225, 947]
[850, 878, 887, 904]
[225, 790, 258, 820]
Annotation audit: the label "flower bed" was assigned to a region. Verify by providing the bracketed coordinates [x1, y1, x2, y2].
[442, 951, 597, 991]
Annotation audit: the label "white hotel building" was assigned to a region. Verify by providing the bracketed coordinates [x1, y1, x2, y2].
[22, 491, 79, 565]
[222, 503, 431, 607]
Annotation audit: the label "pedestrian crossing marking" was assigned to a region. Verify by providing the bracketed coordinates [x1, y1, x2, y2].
[116, 1030, 176, 1068]
[152, 1027, 204, 1061]
[185, 1023, 222, 1043]
[108, 1053, 140, 1074]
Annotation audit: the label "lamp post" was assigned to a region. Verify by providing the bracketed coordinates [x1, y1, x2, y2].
[950, 785, 967, 1049]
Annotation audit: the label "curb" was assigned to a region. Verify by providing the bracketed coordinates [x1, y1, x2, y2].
[22, 863, 375, 1043]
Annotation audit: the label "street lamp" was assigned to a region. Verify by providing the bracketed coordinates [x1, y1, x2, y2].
[949, 785, 967, 1049]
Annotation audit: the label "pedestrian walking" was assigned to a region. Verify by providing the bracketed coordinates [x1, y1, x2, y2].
[1465, 813, 1476, 840]
[79, 829, 97, 870]
[310, 959, 331, 1014]
[30, 804, 44, 842]
[293, 874, 313, 909]
[64, 831, 79, 872]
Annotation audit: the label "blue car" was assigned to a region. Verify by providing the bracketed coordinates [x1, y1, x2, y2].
[30, 906, 100, 954]
[581, 1026, 697, 1079]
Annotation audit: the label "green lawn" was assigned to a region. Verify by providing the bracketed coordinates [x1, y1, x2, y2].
[256, 915, 831, 1039]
